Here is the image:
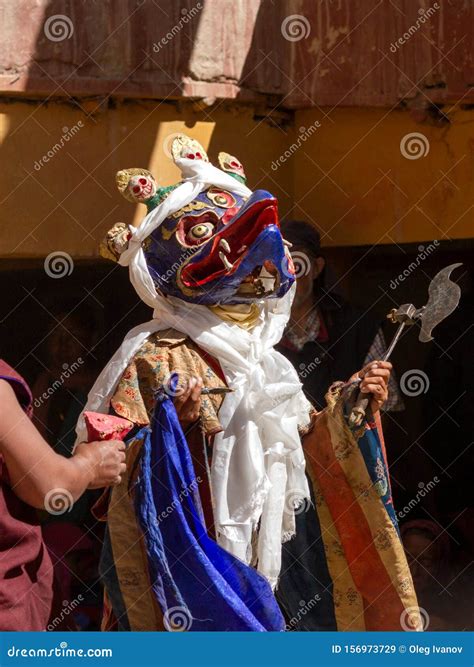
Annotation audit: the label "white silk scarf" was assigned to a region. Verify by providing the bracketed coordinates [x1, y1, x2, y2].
[76, 158, 311, 587]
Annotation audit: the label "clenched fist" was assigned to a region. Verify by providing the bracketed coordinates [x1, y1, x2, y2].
[74, 439, 127, 489]
[174, 376, 203, 426]
[352, 360, 392, 414]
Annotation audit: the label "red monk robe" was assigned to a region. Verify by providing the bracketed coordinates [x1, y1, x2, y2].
[0, 361, 54, 630]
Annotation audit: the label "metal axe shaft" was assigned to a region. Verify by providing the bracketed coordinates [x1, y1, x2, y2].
[348, 321, 407, 427]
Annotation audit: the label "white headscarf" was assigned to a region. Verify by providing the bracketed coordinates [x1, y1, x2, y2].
[76, 158, 311, 588]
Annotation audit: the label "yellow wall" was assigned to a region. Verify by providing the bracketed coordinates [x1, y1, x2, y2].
[0, 101, 293, 258]
[293, 108, 474, 246]
[0, 100, 472, 259]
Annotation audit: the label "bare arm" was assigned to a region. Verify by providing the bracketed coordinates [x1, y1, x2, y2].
[0, 379, 126, 510]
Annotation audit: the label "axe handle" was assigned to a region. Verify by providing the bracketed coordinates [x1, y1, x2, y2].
[348, 395, 370, 428]
[348, 322, 406, 427]
[383, 321, 407, 361]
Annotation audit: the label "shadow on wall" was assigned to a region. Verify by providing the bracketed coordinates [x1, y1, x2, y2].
[0, 0, 208, 258]
[0, 1, 204, 459]
[1, 0, 298, 259]
[0, 0, 294, 423]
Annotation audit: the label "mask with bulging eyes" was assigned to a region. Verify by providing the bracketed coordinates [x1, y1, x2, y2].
[105, 135, 295, 306]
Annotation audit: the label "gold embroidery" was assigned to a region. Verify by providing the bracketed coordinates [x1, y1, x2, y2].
[398, 576, 413, 595]
[209, 303, 262, 330]
[161, 225, 175, 241]
[111, 329, 226, 435]
[142, 237, 153, 252]
[108, 435, 165, 630]
[170, 201, 209, 219]
[374, 527, 393, 552]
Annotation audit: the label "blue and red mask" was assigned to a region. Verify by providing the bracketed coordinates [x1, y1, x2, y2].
[107, 135, 295, 306]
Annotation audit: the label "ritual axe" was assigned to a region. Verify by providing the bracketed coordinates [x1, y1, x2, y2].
[349, 263, 463, 427]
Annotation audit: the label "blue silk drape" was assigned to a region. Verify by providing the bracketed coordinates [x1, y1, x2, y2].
[134, 381, 285, 631]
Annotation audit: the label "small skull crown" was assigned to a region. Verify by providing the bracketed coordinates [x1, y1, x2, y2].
[127, 174, 157, 201]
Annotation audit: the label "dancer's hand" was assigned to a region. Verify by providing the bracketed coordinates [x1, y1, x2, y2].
[352, 361, 392, 414]
[174, 376, 202, 426]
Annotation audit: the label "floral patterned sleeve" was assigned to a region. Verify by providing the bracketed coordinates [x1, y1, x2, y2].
[111, 329, 228, 436]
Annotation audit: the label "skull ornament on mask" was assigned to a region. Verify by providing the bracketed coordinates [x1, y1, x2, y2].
[127, 174, 157, 202]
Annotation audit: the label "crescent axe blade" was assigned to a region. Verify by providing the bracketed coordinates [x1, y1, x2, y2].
[348, 262, 462, 429]
[418, 263, 463, 343]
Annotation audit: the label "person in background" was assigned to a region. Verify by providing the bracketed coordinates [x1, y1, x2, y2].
[31, 304, 110, 628]
[0, 359, 126, 631]
[277, 219, 404, 412]
[32, 304, 105, 458]
[400, 519, 462, 630]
